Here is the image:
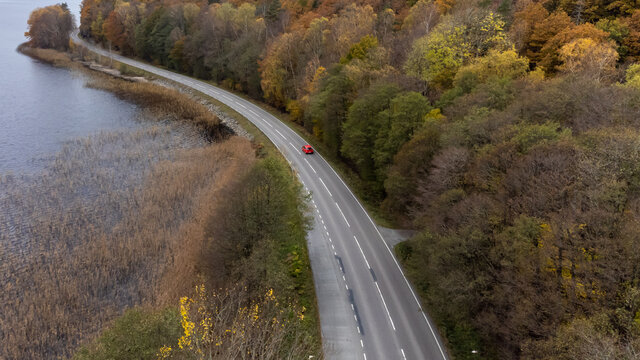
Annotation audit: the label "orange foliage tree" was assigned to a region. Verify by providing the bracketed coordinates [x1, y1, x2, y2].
[102, 3, 138, 55]
[25, 4, 74, 50]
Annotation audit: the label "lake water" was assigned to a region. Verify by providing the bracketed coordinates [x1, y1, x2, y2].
[0, 0, 143, 174]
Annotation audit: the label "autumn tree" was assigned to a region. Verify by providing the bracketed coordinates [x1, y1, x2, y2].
[395, 0, 440, 67]
[403, 0, 440, 37]
[625, 63, 640, 88]
[559, 38, 618, 81]
[405, 22, 471, 89]
[522, 9, 612, 73]
[102, 2, 139, 54]
[324, 4, 377, 64]
[342, 36, 397, 91]
[260, 31, 304, 108]
[538, 22, 610, 73]
[450, 49, 529, 95]
[25, 3, 74, 50]
[596, 18, 630, 57]
[580, 0, 640, 22]
[80, 0, 116, 41]
[511, 2, 549, 54]
[525, 11, 574, 67]
[622, 10, 640, 61]
[405, 12, 508, 89]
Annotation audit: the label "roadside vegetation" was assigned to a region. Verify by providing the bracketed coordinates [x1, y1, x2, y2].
[77, 0, 640, 358]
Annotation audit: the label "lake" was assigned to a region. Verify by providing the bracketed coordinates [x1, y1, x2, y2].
[0, 0, 152, 174]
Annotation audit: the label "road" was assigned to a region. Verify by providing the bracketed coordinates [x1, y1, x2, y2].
[72, 33, 449, 360]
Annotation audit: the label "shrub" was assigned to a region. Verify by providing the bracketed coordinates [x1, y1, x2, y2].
[73, 307, 181, 360]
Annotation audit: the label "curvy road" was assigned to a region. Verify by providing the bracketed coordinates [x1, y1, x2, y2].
[72, 32, 449, 360]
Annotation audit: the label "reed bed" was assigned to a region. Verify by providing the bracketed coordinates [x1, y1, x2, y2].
[17, 44, 76, 68]
[86, 76, 227, 140]
[0, 125, 254, 359]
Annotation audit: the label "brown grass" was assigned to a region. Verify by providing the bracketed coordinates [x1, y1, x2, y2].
[86, 76, 228, 140]
[17, 43, 76, 68]
[0, 127, 254, 359]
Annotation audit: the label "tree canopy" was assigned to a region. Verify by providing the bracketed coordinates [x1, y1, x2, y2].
[25, 3, 74, 50]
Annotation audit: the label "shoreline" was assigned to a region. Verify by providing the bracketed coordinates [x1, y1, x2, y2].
[17, 43, 236, 142]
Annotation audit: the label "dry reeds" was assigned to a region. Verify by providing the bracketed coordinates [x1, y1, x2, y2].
[0, 127, 254, 359]
[17, 43, 75, 68]
[86, 77, 228, 140]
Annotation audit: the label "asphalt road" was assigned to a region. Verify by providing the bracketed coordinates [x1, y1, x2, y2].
[72, 33, 449, 360]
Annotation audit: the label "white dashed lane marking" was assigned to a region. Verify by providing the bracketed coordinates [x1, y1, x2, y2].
[289, 142, 300, 153]
[335, 202, 350, 227]
[353, 236, 371, 269]
[375, 281, 396, 331]
[319, 178, 332, 197]
[304, 158, 317, 174]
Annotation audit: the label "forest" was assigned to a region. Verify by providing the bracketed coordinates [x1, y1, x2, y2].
[77, 0, 640, 358]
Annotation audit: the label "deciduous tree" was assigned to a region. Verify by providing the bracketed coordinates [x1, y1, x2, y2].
[341, 83, 401, 181]
[25, 4, 74, 50]
[559, 38, 618, 81]
[405, 22, 471, 88]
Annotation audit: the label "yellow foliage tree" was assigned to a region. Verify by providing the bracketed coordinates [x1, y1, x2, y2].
[624, 63, 640, 89]
[454, 48, 530, 86]
[559, 38, 619, 81]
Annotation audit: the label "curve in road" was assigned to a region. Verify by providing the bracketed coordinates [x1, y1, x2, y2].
[72, 33, 449, 360]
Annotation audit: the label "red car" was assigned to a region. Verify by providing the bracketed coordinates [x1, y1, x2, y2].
[302, 145, 314, 154]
